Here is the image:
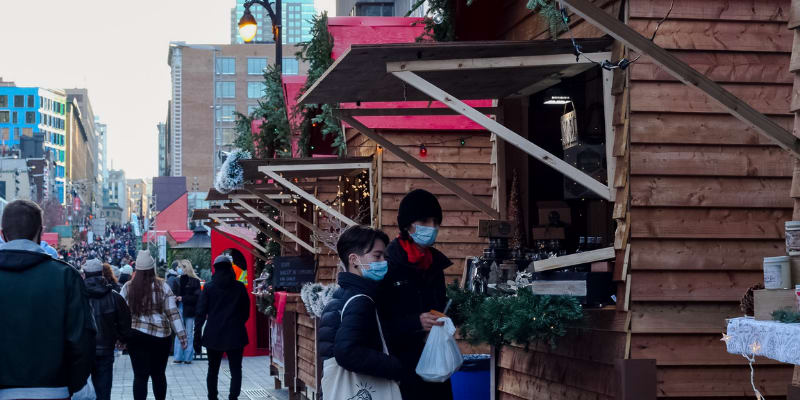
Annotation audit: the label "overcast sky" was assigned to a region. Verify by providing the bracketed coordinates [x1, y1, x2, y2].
[0, 0, 335, 180]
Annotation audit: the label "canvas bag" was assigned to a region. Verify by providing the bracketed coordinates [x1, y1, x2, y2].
[321, 294, 402, 400]
[415, 317, 463, 382]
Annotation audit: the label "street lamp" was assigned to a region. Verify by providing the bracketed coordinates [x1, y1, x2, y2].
[237, 0, 282, 71]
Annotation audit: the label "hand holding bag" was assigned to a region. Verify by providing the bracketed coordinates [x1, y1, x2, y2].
[415, 317, 463, 382]
[321, 294, 402, 400]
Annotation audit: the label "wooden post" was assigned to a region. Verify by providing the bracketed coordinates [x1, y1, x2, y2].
[615, 359, 656, 400]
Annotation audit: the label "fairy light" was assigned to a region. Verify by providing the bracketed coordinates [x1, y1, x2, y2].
[419, 144, 428, 157]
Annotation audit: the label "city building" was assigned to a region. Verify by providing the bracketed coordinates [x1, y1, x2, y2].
[0, 158, 34, 201]
[336, 0, 426, 17]
[65, 97, 95, 210]
[65, 89, 100, 212]
[27, 155, 57, 203]
[95, 117, 108, 206]
[158, 120, 170, 176]
[0, 80, 67, 203]
[107, 169, 129, 224]
[102, 203, 124, 225]
[230, 0, 314, 47]
[166, 42, 308, 200]
[127, 178, 147, 221]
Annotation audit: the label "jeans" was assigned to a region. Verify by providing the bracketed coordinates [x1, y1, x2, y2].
[207, 348, 244, 400]
[173, 305, 195, 362]
[127, 330, 172, 400]
[91, 354, 115, 400]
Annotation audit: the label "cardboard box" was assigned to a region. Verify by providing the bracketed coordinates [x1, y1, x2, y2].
[791, 256, 800, 286]
[537, 201, 571, 225]
[532, 226, 566, 240]
[754, 289, 797, 320]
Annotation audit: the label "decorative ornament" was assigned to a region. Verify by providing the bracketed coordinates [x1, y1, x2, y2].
[432, 9, 444, 24]
[720, 333, 732, 343]
[214, 148, 251, 193]
[419, 144, 428, 157]
[739, 283, 764, 316]
[300, 282, 339, 318]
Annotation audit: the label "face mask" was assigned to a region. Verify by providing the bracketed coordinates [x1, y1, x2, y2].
[357, 259, 388, 281]
[177, 268, 183, 275]
[410, 224, 438, 247]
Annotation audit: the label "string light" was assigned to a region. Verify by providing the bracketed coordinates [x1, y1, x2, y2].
[419, 144, 428, 157]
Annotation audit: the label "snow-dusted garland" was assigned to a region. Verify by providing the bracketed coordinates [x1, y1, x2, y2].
[300, 282, 339, 318]
[214, 149, 251, 193]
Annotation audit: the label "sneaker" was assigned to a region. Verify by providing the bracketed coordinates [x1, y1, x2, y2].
[184, 361, 192, 364]
[173, 360, 183, 364]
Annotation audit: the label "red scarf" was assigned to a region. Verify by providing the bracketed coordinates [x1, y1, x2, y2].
[398, 237, 433, 270]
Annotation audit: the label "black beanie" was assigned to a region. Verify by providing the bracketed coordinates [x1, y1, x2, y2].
[397, 189, 443, 232]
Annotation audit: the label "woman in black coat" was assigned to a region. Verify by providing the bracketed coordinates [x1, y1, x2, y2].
[318, 226, 405, 384]
[194, 255, 250, 400]
[378, 189, 454, 400]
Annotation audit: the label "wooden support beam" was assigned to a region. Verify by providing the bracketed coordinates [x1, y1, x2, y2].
[233, 197, 320, 254]
[209, 216, 268, 253]
[532, 246, 616, 272]
[206, 223, 270, 263]
[224, 203, 289, 248]
[390, 70, 613, 200]
[386, 52, 611, 73]
[334, 107, 498, 117]
[336, 113, 501, 219]
[615, 359, 657, 400]
[559, 0, 800, 159]
[240, 189, 323, 238]
[259, 167, 359, 228]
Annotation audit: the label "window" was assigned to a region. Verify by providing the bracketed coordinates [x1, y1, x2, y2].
[0, 95, 7, 107]
[13, 128, 18, 139]
[354, 3, 394, 16]
[248, 58, 268, 75]
[27, 95, 34, 108]
[0, 111, 8, 123]
[282, 58, 299, 75]
[13, 96, 23, 107]
[248, 82, 265, 99]
[221, 128, 236, 145]
[216, 57, 236, 74]
[216, 104, 236, 122]
[0, 128, 8, 140]
[216, 81, 236, 98]
[11, 112, 17, 124]
[22, 128, 32, 137]
[25, 112, 34, 123]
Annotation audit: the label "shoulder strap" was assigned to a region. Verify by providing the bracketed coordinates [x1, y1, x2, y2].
[340, 294, 390, 356]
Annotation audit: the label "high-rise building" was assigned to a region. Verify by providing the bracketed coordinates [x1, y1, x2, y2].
[65, 97, 95, 209]
[127, 178, 147, 221]
[95, 117, 108, 206]
[158, 121, 170, 176]
[337, 0, 426, 17]
[107, 169, 128, 224]
[167, 42, 308, 197]
[230, 0, 315, 46]
[65, 89, 100, 212]
[0, 80, 68, 203]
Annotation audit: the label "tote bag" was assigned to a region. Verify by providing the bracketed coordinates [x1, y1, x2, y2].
[321, 294, 402, 400]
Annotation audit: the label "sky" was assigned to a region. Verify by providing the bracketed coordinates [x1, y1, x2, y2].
[0, 0, 335, 180]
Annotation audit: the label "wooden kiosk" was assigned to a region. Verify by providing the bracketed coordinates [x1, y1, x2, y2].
[297, 0, 800, 395]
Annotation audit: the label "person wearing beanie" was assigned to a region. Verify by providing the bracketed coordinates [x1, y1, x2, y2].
[120, 250, 187, 400]
[118, 264, 133, 286]
[194, 254, 250, 400]
[377, 189, 453, 400]
[82, 258, 132, 400]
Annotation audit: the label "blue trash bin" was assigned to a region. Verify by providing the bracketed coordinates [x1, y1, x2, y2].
[451, 354, 491, 400]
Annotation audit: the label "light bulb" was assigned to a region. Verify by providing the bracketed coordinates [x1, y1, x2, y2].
[432, 9, 444, 24]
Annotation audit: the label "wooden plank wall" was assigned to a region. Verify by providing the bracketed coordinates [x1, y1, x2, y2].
[346, 128, 493, 284]
[625, 0, 796, 397]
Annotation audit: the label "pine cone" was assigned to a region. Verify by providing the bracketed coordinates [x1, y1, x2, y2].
[740, 283, 764, 316]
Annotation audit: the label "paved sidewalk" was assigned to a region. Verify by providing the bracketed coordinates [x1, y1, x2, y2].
[106, 354, 289, 400]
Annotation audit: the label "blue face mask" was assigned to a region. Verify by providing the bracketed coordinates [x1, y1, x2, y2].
[410, 224, 438, 247]
[359, 260, 388, 281]
[177, 268, 183, 275]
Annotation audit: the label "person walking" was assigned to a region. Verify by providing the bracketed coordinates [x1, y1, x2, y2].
[378, 189, 453, 400]
[83, 258, 132, 400]
[0, 200, 95, 400]
[194, 255, 250, 400]
[118, 264, 133, 286]
[318, 226, 405, 398]
[165, 260, 181, 295]
[173, 260, 202, 364]
[102, 262, 122, 292]
[121, 250, 188, 400]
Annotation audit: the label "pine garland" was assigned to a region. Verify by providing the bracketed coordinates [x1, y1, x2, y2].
[772, 309, 800, 323]
[407, 0, 564, 41]
[295, 12, 346, 156]
[447, 283, 584, 348]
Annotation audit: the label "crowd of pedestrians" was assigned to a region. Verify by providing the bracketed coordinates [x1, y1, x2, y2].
[0, 187, 455, 400]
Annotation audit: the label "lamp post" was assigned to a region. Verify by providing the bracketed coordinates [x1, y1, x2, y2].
[238, 0, 282, 71]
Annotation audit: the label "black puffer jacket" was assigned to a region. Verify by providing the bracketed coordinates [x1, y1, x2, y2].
[378, 238, 453, 400]
[178, 275, 201, 318]
[194, 263, 250, 351]
[85, 275, 132, 356]
[318, 272, 405, 382]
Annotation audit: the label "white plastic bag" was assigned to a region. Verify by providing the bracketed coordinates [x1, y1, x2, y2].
[415, 317, 463, 382]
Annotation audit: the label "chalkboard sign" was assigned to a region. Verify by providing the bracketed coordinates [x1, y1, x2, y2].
[272, 256, 316, 290]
